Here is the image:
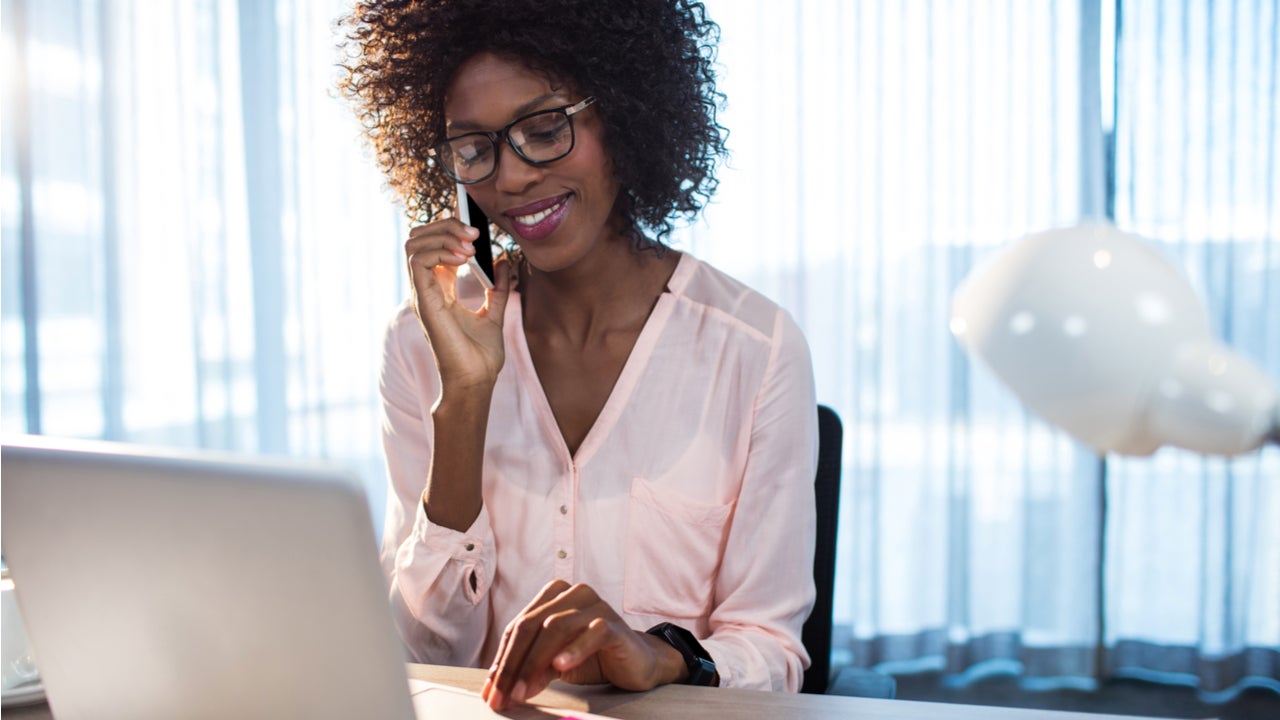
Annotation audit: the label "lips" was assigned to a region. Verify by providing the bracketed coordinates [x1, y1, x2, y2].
[504, 193, 571, 243]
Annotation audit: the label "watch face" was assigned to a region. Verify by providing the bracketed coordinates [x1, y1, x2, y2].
[648, 623, 717, 686]
[686, 656, 718, 686]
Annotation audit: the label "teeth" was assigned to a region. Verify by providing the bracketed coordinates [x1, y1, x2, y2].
[515, 199, 564, 226]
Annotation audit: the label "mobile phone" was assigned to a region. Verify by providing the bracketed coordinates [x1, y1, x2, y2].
[456, 183, 495, 290]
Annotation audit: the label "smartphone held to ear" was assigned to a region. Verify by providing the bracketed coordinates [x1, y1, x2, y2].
[457, 184, 495, 290]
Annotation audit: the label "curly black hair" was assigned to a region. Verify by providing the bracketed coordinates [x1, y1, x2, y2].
[337, 0, 726, 246]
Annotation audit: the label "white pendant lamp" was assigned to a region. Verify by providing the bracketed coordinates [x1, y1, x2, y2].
[950, 222, 1279, 457]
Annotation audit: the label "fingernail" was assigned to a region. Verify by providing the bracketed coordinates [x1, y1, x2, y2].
[452, 251, 469, 261]
[512, 680, 527, 703]
[554, 652, 573, 668]
[466, 226, 480, 237]
[490, 690, 505, 710]
[481, 676, 492, 699]
[461, 241, 475, 254]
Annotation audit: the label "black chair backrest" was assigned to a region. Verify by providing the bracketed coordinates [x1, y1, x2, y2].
[800, 404, 842, 694]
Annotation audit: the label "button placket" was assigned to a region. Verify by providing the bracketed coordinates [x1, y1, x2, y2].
[552, 463, 577, 580]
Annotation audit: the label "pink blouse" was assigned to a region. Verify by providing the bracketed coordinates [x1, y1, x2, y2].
[377, 253, 818, 691]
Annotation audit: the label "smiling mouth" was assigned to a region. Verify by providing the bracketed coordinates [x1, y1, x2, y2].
[511, 196, 569, 228]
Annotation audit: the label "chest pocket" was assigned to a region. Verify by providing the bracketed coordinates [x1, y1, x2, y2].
[622, 477, 734, 619]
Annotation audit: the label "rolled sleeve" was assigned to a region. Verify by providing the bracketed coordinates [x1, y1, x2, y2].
[399, 504, 497, 606]
[378, 304, 495, 666]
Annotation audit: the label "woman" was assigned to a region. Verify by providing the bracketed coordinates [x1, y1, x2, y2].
[339, 0, 818, 708]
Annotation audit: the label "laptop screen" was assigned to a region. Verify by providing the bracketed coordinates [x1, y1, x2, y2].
[1, 436, 414, 720]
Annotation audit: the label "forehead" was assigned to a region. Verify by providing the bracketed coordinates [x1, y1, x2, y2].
[444, 53, 568, 130]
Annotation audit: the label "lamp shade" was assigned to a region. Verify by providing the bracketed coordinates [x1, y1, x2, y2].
[950, 223, 1278, 457]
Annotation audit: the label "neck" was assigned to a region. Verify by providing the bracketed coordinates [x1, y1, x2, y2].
[520, 237, 678, 347]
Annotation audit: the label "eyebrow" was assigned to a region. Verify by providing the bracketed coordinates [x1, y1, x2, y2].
[447, 92, 569, 133]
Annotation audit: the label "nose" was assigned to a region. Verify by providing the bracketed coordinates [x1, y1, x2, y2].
[492, 140, 543, 195]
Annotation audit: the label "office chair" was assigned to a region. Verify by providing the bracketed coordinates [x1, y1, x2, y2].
[800, 405, 896, 699]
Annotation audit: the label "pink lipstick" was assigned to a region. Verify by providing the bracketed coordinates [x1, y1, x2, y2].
[505, 193, 571, 243]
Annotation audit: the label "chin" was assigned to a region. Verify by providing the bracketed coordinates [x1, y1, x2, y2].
[511, 236, 578, 274]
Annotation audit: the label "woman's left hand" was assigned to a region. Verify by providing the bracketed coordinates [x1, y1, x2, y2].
[480, 580, 686, 710]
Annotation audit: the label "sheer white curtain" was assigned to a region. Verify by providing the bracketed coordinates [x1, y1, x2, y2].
[687, 0, 1279, 698]
[4, 0, 1277, 700]
[1105, 0, 1280, 696]
[1, 0, 405, 517]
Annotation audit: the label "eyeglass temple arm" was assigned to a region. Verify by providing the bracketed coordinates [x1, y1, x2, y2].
[566, 97, 596, 116]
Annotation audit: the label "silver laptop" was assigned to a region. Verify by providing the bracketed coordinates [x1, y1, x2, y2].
[1, 435, 415, 719]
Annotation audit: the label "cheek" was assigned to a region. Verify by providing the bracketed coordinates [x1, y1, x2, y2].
[572, 144, 618, 206]
[571, 123, 615, 183]
[465, 190, 499, 221]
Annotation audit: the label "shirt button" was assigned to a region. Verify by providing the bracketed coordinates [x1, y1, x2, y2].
[465, 543, 475, 551]
[557, 549, 567, 559]
[559, 505, 568, 515]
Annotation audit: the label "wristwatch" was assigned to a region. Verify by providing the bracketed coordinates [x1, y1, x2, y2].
[646, 622, 718, 686]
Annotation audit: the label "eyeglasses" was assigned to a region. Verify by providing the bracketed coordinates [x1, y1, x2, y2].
[432, 97, 597, 184]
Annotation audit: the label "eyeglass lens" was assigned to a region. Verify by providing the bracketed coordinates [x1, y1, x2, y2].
[443, 109, 574, 183]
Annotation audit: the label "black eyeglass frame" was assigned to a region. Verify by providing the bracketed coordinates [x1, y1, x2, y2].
[432, 97, 597, 185]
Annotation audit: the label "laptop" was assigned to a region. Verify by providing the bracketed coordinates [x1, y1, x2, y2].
[1, 435, 416, 719]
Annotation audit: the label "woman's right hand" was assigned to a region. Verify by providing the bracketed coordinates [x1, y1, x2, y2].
[405, 219, 516, 393]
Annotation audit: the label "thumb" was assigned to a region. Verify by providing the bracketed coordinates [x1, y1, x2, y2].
[482, 257, 519, 324]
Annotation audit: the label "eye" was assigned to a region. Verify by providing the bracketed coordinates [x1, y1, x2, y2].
[513, 114, 571, 148]
[450, 137, 494, 167]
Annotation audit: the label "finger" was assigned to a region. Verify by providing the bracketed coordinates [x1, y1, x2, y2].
[551, 616, 611, 675]
[407, 218, 480, 248]
[488, 587, 567, 708]
[406, 254, 458, 320]
[487, 580, 572, 709]
[506, 584, 602, 702]
[405, 236, 474, 262]
[405, 246, 466, 311]
[431, 258, 460, 307]
[490, 579, 570, 673]
[492, 255, 518, 293]
[480, 256, 519, 325]
[406, 246, 472, 271]
[490, 614, 550, 710]
[512, 609, 595, 703]
[406, 222, 477, 260]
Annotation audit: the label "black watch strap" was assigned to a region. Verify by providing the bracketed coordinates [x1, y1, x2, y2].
[646, 622, 717, 686]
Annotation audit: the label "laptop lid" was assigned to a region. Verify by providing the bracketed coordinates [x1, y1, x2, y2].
[1, 435, 414, 720]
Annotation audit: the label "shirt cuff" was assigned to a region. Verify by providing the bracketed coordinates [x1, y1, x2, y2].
[698, 637, 736, 689]
[405, 502, 496, 604]
[411, 502, 493, 557]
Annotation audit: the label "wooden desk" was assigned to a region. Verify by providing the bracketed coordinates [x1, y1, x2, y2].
[407, 664, 1191, 720]
[6, 665, 1195, 720]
